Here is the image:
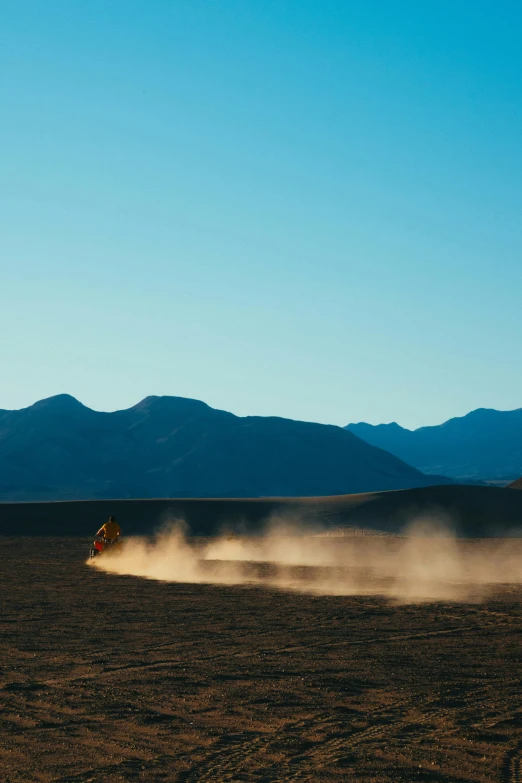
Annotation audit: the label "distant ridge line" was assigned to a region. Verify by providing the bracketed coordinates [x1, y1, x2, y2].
[346, 407, 522, 482]
[0, 394, 448, 501]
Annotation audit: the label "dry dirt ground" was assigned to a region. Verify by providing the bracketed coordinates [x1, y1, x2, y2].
[2, 537, 522, 783]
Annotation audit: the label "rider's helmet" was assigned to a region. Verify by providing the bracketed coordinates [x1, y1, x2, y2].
[109, 515, 116, 523]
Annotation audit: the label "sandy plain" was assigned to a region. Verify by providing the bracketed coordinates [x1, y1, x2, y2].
[2, 535, 522, 782]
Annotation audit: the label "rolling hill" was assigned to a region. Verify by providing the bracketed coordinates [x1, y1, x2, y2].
[1, 485, 521, 538]
[0, 394, 450, 501]
[346, 407, 522, 482]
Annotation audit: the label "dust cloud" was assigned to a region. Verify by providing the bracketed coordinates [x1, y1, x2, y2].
[89, 515, 522, 603]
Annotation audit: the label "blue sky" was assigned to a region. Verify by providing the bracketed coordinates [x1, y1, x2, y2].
[1, 0, 521, 428]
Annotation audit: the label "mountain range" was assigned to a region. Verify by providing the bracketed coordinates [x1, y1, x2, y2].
[0, 395, 449, 501]
[346, 408, 522, 482]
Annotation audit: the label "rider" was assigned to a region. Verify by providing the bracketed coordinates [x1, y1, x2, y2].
[96, 515, 121, 544]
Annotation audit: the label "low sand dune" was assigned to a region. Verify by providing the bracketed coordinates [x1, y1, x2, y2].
[1, 484, 522, 537]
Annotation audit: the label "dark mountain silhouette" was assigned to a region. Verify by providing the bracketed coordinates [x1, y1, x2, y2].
[509, 477, 522, 490]
[346, 408, 522, 481]
[0, 394, 450, 501]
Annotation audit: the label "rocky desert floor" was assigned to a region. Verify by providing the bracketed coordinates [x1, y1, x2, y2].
[2, 536, 522, 782]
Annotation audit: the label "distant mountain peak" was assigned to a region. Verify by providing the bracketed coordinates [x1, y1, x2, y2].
[372, 421, 407, 432]
[131, 395, 212, 412]
[347, 421, 411, 434]
[29, 394, 88, 412]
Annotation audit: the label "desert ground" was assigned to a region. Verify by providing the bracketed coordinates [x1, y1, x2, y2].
[3, 534, 522, 782]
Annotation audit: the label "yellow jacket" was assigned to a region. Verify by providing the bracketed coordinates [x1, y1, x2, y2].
[99, 521, 121, 540]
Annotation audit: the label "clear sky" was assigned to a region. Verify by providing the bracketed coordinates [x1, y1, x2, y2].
[1, 1, 521, 429]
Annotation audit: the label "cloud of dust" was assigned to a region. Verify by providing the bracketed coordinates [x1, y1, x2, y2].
[88, 513, 522, 604]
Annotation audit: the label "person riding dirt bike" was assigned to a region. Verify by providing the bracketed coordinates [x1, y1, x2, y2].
[91, 516, 121, 558]
[96, 516, 121, 544]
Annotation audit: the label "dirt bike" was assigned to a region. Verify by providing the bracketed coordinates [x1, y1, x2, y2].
[90, 536, 122, 559]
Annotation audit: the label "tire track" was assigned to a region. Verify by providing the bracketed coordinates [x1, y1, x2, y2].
[503, 739, 522, 783]
[179, 699, 408, 783]
[179, 712, 336, 783]
[180, 731, 271, 783]
[279, 681, 521, 782]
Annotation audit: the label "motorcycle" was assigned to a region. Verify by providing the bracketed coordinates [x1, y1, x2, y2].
[90, 536, 122, 559]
